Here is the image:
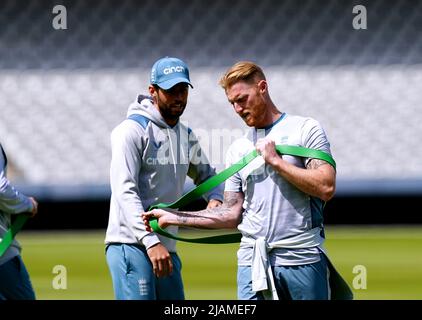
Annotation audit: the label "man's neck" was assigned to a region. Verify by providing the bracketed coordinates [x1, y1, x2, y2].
[164, 118, 178, 127]
[259, 108, 282, 129]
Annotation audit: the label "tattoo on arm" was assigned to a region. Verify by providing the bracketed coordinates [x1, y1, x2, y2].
[306, 159, 329, 170]
[174, 191, 243, 228]
[223, 191, 242, 209]
[178, 214, 188, 224]
[185, 192, 241, 215]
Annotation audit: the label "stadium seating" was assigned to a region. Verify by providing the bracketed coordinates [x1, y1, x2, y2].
[0, 0, 421, 195]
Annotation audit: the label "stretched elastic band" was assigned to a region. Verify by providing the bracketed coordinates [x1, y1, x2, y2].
[148, 145, 335, 243]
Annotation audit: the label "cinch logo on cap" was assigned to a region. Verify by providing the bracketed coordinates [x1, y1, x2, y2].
[150, 57, 193, 90]
[163, 66, 185, 75]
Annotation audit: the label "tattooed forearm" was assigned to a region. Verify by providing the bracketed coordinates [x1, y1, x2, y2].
[224, 191, 241, 208]
[174, 206, 231, 228]
[177, 214, 188, 225]
[170, 191, 244, 229]
[306, 159, 329, 170]
[195, 191, 242, 217]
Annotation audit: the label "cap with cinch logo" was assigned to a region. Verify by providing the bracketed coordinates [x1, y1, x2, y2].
[150, 57, 193, 90]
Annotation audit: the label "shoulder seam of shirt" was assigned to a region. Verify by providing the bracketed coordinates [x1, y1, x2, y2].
[127, 114, 150, 130]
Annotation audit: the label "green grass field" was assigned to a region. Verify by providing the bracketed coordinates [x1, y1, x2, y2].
[17, 225, 422, 300]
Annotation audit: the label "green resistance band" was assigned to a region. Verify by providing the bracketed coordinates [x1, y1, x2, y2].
[0, 214, 30, 258]
[148, 145, 336, 244]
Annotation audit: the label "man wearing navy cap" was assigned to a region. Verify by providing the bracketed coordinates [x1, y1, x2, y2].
[105, 57, 223, 300]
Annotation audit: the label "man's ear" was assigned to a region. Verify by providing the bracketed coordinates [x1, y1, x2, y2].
[148, 85, 158, 102]
[257, 80, 267, 94]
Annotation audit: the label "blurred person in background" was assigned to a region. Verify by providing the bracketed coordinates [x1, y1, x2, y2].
[105, 57, 223, 300]
[0, 143, 38, 300]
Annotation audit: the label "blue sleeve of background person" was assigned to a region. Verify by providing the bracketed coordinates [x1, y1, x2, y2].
[186, 131, 224, 202]
[109, 124, 160, 249]
[0, 145, 33, 214]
